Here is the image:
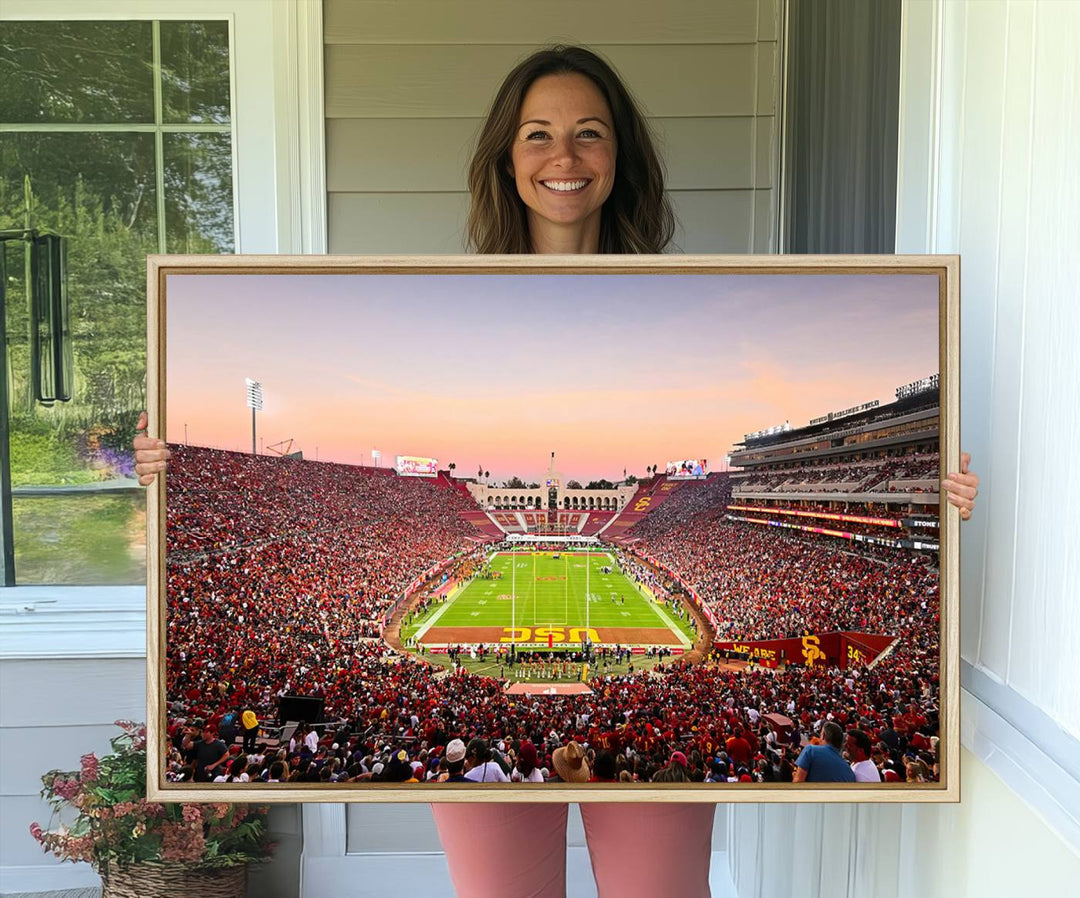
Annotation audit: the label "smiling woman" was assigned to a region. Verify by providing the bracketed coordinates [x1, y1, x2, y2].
[466, 45, 673, 255]
[509, 73, 617, 253]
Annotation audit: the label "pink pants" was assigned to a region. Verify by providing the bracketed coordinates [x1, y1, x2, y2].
[431, 802, 716, 898]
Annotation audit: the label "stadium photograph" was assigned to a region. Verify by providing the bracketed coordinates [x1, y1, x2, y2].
[153, 263, 952, 797]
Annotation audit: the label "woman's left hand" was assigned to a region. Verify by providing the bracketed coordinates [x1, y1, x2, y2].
[941, 451, 979, 521]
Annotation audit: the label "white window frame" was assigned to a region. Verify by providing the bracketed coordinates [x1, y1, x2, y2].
[0, 0, 326, 655]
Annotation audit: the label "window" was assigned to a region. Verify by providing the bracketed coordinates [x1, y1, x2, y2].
[1, 20, 235, 584]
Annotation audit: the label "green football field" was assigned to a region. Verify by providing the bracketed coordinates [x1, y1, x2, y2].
[405, 551, 694, 649]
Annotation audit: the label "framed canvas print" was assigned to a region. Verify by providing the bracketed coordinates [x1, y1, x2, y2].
[145, 254, 959, 803]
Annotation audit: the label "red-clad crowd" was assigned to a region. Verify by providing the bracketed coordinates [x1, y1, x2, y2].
[166, 445, 478, 723]
[165, 449, 940, 788]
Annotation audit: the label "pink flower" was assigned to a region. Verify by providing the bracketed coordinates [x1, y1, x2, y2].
[137, 799, 166, 817]
[63, 834, 96, 863]
[52, 777, 80, 801]
[29, 822, 43, 842]
[112, 801, 136, 818]
[181, 805, 202, 824]
[80, 753, 100, 782]
[160, 821, 206, 863]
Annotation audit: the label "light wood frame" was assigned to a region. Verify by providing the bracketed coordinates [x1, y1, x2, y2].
[146, 253, 960, 803]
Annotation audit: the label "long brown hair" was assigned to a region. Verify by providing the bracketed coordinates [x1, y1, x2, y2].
[466, 46, 675, 254]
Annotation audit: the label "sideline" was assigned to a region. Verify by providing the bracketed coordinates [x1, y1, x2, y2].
[412, 584, 461, 641]
[636, 579, 692, 648]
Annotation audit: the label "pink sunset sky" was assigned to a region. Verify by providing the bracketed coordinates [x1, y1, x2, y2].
[165, 272, 939, 483]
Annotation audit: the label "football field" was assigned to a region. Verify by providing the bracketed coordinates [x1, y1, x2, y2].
[411, 551, 692, 650]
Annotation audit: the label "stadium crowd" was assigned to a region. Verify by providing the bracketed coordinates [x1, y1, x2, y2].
[165, 448, 941, 788]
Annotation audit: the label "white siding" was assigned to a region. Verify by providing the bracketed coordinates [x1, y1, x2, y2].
[323, 0, 782, 254]
[0, 658, 145, 878]
[917, 0, 1080, 732]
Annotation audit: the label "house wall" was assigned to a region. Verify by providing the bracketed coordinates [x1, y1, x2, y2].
[323, 0, 782, 253]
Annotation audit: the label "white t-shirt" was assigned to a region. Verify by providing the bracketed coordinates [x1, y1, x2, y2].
[464, 762, 510, 783]
[511, 768, 545, 783]
[851, 759, 881, 782]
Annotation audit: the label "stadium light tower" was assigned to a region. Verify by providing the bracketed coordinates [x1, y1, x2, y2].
[245, 378, 263, 455]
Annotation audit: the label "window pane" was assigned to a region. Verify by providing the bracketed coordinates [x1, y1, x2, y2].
[0, 22, 154, 124]
[13, 494, 145, 585]
[2, 132, 157, 585]
[1, 19, 235, 586]
[160, 20, 232, 124]
[164, 133, 235, 252]
[0, 133, 158, 235]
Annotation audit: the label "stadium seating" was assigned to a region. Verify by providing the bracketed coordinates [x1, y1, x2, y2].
[164, 446, 941, 788]
[579, 510, 616, 536]
[459, 510, 504, 541]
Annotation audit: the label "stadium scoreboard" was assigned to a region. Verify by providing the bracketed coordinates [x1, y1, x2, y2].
[666, 459, 708, 480]
[396, 455, 438, 477]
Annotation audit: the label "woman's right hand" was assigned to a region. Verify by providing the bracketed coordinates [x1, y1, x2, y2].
[133, 411, 170, 486]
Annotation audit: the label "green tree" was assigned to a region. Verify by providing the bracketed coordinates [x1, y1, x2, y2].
[1, 20, 233, 485]
[2, 168, 154, 481]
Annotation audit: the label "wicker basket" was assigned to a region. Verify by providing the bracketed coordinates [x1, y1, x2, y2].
[101, 862, 247, 898]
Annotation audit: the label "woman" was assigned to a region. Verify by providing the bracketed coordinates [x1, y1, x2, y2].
[226, 757, 250, 784]
[510, 740, 545, 783]
[135, 44, 979, 898]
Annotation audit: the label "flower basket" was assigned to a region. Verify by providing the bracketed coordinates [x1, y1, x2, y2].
[31, 721, 273, 887]
[102, 861, 246, 898]
[100, 864, 246, 898]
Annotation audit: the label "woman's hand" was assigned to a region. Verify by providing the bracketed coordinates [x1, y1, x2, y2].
[133, 411, 170, 486]
[941, 451, 979, 521]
